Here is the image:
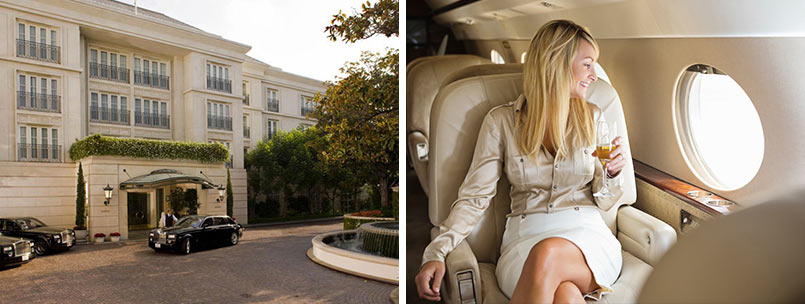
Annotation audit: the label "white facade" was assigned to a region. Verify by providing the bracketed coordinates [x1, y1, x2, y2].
[0, 0, 324, 239]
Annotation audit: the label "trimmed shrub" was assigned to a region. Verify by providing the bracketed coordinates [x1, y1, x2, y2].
[69, 134, 228, 163]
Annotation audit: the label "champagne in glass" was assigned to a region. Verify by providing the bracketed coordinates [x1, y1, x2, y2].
[593, 120, 617, 197]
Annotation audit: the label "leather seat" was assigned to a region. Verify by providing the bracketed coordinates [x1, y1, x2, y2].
[407, 55, 493, 196]
[427, 72, 678, 303]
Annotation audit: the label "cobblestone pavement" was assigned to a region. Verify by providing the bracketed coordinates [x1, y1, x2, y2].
[0, 220, 396, 304]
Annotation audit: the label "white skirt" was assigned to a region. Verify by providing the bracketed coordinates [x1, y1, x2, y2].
[495, 207, 622, 300]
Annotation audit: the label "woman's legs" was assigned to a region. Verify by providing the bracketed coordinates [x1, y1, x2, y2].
[554, 281, 585, 304]
[509, 237, 599, 304]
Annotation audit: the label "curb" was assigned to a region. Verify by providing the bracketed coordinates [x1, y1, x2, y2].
[244, 216, 343, 228]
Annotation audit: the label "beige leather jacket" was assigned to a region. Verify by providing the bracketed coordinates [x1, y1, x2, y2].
[423, 95, 623, 264]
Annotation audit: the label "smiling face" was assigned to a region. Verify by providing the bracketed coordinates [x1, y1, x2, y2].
[570, 39, 599, 99]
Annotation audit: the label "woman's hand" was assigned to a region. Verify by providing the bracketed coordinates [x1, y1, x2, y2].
[591, 136, 626, 177]
[415, 260, 446, 301]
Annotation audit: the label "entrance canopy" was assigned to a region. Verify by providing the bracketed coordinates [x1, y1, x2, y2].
[120, 169, 217, 190]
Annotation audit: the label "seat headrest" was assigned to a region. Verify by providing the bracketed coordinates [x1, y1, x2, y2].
[441, 63, 523, 88]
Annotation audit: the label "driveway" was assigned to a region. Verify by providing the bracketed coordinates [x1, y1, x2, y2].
[0, 220, 396, 304]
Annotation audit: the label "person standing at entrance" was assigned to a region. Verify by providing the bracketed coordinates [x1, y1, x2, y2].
[159, 209, 178, 228]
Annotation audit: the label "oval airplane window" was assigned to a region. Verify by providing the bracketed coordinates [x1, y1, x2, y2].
[490, 49, 505, 64]
[674, 64, 764, 191]
[521, 52, 526, 63]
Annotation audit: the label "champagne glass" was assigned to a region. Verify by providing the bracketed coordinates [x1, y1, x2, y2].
[593, 120, 617, 197]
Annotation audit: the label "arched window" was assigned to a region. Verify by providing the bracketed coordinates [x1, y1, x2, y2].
[490, 49, 505, 64]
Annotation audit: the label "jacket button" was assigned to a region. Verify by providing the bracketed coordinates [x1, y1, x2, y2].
[554, 164, 559, 169]
[574, 207, 580, 211]
[552, 185, 557, 190]
[549, 204, 554, 208]
[521, 214, 526, 219]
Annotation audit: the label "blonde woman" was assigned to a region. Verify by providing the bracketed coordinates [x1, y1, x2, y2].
[415, 20, 627, 303]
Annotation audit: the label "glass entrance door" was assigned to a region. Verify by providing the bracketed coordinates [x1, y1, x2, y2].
[127, 192, 150, 230]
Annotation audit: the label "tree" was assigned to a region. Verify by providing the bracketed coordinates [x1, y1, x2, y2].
[326, 0, 399, 43]
[311, 49, 398, 208]
[226, 168, 234, 217]
[75, 163, 86, 229]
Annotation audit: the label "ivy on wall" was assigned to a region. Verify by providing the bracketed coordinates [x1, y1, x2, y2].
[69, 134, 229, 163]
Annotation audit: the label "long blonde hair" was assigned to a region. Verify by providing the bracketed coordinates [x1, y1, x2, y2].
[519, 20, 598, 160]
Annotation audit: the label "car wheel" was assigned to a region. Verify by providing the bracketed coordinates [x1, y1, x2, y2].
[230, 232, 238, 245]
[181, 238, 191, 255]
[34, 240, 47, 256]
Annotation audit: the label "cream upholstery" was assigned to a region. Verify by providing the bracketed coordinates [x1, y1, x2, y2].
[406, 55, 492, 196]
[638, 193, 805, 303]
[428, 73, 677, 303]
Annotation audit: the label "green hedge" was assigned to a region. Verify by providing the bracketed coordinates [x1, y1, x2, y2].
[343, 215, 395, 230]
[69, 134, 228, 163]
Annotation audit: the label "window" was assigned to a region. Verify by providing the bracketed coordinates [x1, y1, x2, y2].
[594, 62, 612, 86]
[266, 89, 279, 112]
[299, 123, 313, 130]
[133, 57, 169, 89]
[208, 140, 233, 167]
[301, 95, 318, 116]
[16, 21, 59, 63]
[265, 119, 278, 140]
[134, 98, 169, 128]
[207, 101, 232, 131]
[206, 62, 231, 93]
[17, 125, 60, 162]
[243, 115, 250, 138]
[90, 92, 129, 125]
[674, 64, 764, 191]
[17, 73, 60, 113]
[242, 81, 250, 105]
[521, 52, 526, 63]
[89, 48, 129, 83]
[490, 49, 505, 64]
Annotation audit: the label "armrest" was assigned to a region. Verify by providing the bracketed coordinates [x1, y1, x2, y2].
[617, 206, 677, 266]
[443, 240, 483, 304]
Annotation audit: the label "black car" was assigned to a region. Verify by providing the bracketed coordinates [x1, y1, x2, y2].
[0, 217, 75, 256]
[0, 234, 34, 267]
[148, 215, 243, 254]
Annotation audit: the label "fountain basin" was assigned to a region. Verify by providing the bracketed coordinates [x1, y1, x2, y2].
[307, 230, 398, 284]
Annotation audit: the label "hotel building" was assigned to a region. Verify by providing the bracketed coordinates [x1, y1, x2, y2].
[0, 0, 323, 239]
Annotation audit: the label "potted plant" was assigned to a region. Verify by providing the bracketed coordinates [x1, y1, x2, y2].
[94, 232, 106, 243]
[110, 232, 121, 242]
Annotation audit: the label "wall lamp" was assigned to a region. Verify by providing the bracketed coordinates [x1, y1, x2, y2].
[216, 185, 226, 202]
[103, 184, 114, 206]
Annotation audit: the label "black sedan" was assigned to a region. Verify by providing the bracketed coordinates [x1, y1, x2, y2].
[0, 217, 75, 255]
[0, 234, 35, 267]
[148, 215, 243, 254]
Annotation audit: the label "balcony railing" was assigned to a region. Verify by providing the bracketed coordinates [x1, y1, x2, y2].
[134, 71, 170, 90]
[134, 112, 170, 129]
[16, 39, 60, 63]
[243, 126, 250, 138]
[301, 105, 316, 116]
[18, 143, 61, 162]
[90, 106, 130, 125]
[243, 94, 250, 105]
[89, 63, 130, 83]
[207, 115, 232, 131]
[266, 98, 279, 112]
[206, 76, 232, 93]
[17, 91, 61, 113]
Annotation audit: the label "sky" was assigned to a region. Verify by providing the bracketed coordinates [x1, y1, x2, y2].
[116, 0, 399, 82]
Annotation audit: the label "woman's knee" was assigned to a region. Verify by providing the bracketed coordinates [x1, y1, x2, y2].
[525, 238, 573, 275]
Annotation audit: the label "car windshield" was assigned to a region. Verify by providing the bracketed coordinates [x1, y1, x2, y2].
[174, 216, 204, 228]
[16, 218, 46, 230]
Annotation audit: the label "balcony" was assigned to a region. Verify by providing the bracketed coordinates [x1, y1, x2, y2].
[207, 115, 232, 131]
[16, 39, 60, 63]
[90, 106, 130, 125]
[206, 76, 232, 93]
[134, 71, 170, 90]
[17, 91, 61, 113]
[18, 143, 61, 162]
[89, 63, 130, 83]
[243, 126, 250, 138]
[134, 112, 170, 129]
[266, 98, 279, 112]
[243, 94, 250, 105]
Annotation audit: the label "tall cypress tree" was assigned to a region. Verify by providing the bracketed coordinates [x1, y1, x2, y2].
[75, 163, 86, 229]
[226, 168, 234, 217]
